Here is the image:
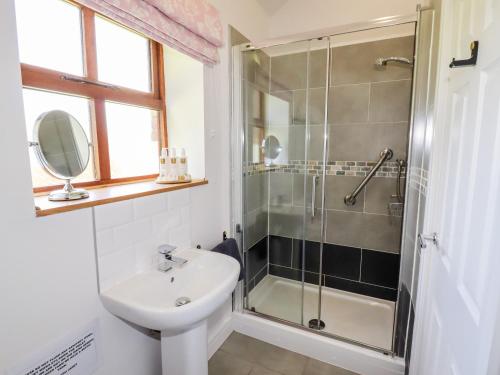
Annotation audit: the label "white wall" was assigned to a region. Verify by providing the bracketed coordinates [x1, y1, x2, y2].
[208, 0, 270, 42]
[267, 0, 419, 41]
[0, 0, 260, 373]
[164, 47, 205, 179]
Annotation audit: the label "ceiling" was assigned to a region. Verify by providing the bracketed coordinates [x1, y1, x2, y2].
[256, 0, 289, 15]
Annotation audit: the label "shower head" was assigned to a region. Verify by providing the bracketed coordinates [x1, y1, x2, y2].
[375, 57, 414, 68]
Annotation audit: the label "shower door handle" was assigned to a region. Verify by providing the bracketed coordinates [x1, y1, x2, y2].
[311, 175, 319, 219]
[418, 232, 439, 249]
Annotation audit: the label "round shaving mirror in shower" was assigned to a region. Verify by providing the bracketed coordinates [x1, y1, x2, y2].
[262, 135, 282, 166]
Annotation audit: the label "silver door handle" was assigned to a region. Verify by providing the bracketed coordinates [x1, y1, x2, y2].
[311, 175, 319, 219]
[418, 232, 438, 248]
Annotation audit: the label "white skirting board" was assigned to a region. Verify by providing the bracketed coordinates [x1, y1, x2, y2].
[232, 312, 405, 375]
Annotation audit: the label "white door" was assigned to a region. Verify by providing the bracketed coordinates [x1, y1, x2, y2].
[410, 0, 500, 374]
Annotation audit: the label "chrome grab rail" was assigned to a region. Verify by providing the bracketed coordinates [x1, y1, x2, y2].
[344, 148, 394, 206]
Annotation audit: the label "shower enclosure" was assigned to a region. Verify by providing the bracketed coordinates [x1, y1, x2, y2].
[235, 21, 421, 354]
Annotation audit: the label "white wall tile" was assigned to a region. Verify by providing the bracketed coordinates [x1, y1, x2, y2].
[169, 224, 192, 248]
[99, 245, 136, 291]
[96, 229, 115, 257]
[95, 189, 194, 290]
[181, 206, 190, 224]
[133, 194, 168, 220]
[94, 200, 134, 231]
[134, 238, 157, 273]
[113, 218, 153, 250]
[152, 210, 181, 234]
[168, 189, 190, 209]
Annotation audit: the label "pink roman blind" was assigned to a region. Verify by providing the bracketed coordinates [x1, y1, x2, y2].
[78, 0, 224, 64]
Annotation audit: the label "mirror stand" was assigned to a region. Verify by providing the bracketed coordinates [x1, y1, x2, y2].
[48, 180, 89, 201]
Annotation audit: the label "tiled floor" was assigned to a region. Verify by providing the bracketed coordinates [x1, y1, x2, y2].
[209, 332, 360, 375]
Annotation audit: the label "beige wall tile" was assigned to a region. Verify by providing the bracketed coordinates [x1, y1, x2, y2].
[328, 84, 370, 124]
[365, 177, 405, 215]
[369, 80, 412, 123]
[309, 48, 328, 88]
[329, 123, 409, 161]
[361, 213, 402, 253]
[292, 174, 322, 207]
[331, 36, 415, 85]
[245, 207, 268, 249]
[325, 210, 401, 252]
[245, 173, 268, 212]
[269, 205, 302, 238]
[293, 88, 326, 125]
[325, 175, 365, 212]
[325, 210, 365, 248]
[290, 125, 324, 160]
[270, 52, 308, 91]
[269, 173, 293, 206]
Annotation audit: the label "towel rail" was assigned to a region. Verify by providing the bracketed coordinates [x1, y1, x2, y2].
[344, 148, 394, 206]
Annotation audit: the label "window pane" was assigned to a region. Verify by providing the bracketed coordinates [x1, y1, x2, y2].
[106, 102, 159, 178]
[23, 89, 95, 187]
[95, 16, 151, 92]
[15, 0, 83, 75]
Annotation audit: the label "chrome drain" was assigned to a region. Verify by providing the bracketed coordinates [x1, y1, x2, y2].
[175, 297, 191, 307]
[308, 319, 325, 330]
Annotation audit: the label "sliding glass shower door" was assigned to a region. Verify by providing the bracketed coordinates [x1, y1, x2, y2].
[240, 23, 414, 352]
[242, 38, 330, 327]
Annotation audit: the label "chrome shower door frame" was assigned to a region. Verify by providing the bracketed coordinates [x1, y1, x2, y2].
[231, 13, 426, 356]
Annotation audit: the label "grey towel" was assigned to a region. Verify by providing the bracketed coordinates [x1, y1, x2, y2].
[211, 238, 245, 281]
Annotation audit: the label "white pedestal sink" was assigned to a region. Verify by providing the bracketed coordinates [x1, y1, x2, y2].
[100, 248, 240, 375]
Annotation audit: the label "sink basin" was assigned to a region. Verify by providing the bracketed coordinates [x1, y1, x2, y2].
[100, 248, 240, 375]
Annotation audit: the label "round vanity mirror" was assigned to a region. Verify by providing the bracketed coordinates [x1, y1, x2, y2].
[32, 110, 91, 201]
[262, 135, 282, 162]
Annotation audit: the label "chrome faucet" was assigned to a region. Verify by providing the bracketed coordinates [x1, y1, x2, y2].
[158, 244, 187, 272]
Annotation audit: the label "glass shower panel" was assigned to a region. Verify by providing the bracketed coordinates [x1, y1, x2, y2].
[239, 22, 416, 354]
[319, 26, 415, 350]
[242, 38, 330, 327]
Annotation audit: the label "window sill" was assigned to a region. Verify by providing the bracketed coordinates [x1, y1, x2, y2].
[34, 178, 208, 217]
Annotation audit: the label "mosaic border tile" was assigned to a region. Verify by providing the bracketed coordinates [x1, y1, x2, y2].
[244, 160, 407, 178]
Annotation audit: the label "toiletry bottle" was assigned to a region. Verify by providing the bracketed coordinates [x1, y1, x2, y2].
[169, 148, 178, 180]
[159, 148, 168, 180]
[179, 148, 188, 180]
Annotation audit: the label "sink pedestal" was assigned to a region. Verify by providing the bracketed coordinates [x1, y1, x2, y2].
[161, 320, 208, 375]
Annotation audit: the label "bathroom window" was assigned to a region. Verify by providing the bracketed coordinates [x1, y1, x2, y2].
[15, 0, 166, 192]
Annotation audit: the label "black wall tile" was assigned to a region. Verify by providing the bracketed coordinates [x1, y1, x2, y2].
[269, 264, 321, 285]
[269, 235, 293, 267]
[405, 302, 415, 374]
[395, 284, 411, 357]
[303, 240, 321, 273]
[291, 239, 303, 269]
[324, 276, 397, 301]
[254, 265, 267, 287]
[269, 264, 301, 281]
[248, 235, 401, 303]
[304, 271, 321, 285]
[361, 249, 400, 288]
[246, 237, 267, 280]
[247, 278, 255, 294]
[322, 243, 361, 281]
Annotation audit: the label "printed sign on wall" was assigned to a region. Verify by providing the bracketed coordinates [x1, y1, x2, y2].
[7, 319, 100, 375]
